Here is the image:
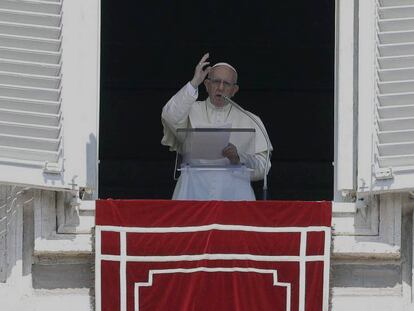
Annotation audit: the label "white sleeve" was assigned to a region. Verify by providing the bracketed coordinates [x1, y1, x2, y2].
[161, 82, 198, 127]
[239, 151, 271, 181]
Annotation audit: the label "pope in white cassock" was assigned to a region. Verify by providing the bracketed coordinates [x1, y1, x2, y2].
[161, 53, 273, 200]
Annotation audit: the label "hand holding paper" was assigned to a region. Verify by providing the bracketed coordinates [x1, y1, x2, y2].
[222, 143, 240, 164]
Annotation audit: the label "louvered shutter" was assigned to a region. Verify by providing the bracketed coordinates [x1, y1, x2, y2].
[0, 0, 99, 194]
[358, 0, 414, 193]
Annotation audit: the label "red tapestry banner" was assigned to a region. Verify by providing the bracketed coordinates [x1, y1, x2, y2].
[95, 200, 332, 311]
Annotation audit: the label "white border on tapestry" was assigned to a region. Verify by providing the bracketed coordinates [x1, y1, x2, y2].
[134, 268, 292, 311]
[95, 224, 331, 311]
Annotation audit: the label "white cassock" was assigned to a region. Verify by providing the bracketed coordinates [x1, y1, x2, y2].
[161, 82, 273, 200]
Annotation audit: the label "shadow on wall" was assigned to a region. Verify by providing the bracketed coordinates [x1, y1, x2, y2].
[86, 133, 98, 200]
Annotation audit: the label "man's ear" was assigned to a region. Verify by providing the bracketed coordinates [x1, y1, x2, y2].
[203, 79, 210, 92]
[231, 84, 239, 97]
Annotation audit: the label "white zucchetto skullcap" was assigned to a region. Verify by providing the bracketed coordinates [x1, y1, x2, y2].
[212, 62, 238, 76]
[211, 62, 238, 83]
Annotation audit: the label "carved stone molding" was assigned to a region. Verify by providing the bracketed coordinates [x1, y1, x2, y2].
[333, 195, 379, 236]
[333, 193, 402, 259]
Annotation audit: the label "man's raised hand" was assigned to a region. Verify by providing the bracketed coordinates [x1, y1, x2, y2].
[190, 53, 211, 88]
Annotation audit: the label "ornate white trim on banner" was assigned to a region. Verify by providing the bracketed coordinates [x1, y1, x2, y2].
[95, 224, 331, 311]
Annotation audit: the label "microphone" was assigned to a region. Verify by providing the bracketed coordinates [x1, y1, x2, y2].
[222, 95, 271, 200]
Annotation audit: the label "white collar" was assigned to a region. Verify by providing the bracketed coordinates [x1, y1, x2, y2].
[206, 97, 231, 112]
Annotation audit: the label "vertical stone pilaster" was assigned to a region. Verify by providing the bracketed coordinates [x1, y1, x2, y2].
[0, 186, 33, 283]
[0, 186, 8, 282]
[22, 190, 34, 277]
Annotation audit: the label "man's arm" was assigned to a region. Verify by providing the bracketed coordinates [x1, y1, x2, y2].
[161, 82, 198, 127]
[240, 151, 271, 181]
[161, 53, 211, 128]
[222, 144, 271, 181]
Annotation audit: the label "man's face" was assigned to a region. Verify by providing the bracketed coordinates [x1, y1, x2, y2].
[204, 66, 239, 107]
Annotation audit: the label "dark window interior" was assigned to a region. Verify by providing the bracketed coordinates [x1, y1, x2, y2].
[99, 1, 335, 200]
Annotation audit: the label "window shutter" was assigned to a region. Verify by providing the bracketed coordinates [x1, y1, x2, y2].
[0, 0, 99, 194]
[358, 0, 414, 193]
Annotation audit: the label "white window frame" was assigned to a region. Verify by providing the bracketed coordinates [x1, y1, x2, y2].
[0, 0, 100, 197]
[335, 0, 357, 201]
[333, 0, 407, 259]
[357, 0, 378, 195]
[336, 0, 414, 197]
